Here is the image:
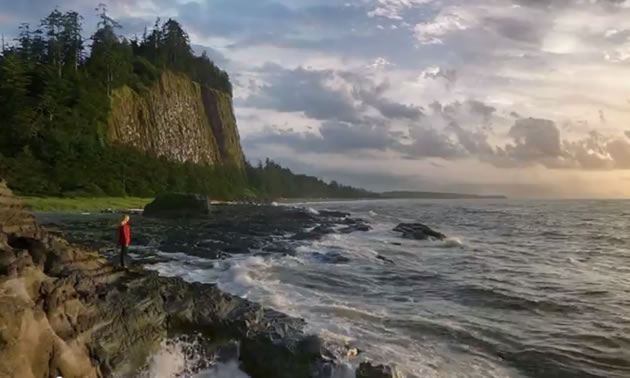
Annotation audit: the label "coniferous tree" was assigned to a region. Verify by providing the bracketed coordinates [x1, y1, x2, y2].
[0, 52, 36, 153]
[0, 6, 370, 199]
[41, 9, 65, 78]
[60, 11, 84, 72]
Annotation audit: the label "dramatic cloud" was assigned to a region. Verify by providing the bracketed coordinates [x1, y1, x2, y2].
[241, 64, 422, 123]
[494, 119, 630, 170]
[244, 120, 400, 154]
[421, 66, 457, 86]
[414, 6, 476, 45]
[241, 66, 362, 123]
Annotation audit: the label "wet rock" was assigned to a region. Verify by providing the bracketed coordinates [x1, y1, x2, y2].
[393, 223, 445, 241]
[262, 244, 296, 256]
[319, 210, 350, 218]
[312, 225, 335, 235]
[339, 223, 372, 234]
[376, 255, 395, 265]
[143, 192, 211, 218]
[313, 251, 351, 264]
[0, 179, 397, 378]
[356, 362, 404, 378]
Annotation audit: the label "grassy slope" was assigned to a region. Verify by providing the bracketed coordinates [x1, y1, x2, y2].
[21, 197, 153, 212]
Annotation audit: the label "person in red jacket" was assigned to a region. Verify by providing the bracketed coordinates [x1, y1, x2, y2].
[118, 215, 131, 268]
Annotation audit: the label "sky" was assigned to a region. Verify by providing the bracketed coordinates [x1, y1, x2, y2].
[2, 0, 630, 197]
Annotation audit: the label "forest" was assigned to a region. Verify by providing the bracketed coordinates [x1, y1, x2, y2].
[0, 6, 372, 200]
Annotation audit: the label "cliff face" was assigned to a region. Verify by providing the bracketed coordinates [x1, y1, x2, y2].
[201, 87, 245, 168]
[107, 71, 244, 167]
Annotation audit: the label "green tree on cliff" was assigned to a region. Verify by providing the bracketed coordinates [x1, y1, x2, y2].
[0, 52, 37, 153]
[0, 6, 369, 200]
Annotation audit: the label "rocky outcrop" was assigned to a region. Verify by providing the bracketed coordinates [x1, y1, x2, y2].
[356, 362, 404, 378]
[393, 223, 446, 240]
[0, 179, 396, 377]
[200, 87, 245, 168]
[143, 192, 211, 218]
[107, 71, 245, 167]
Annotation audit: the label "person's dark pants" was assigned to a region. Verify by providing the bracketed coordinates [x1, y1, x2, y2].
[120, 245, 128, 267]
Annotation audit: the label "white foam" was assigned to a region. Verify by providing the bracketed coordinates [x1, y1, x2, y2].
[194, 362, 251, 378]
[141, 340, 191, 378]
[439, 237, 465, 248]
[368, 210, 377, 216]
[307, 207, 320, 215]
[139, 338, 253, 378]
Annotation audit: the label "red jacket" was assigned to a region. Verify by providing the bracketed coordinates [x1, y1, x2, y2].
[118, 224, 131, 246]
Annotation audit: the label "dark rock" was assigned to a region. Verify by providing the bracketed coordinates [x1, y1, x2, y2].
[393, 223, 445, 241]
[312, 225, 335, 235]
[356, 362, 404, 378]
[376, 255, 395, 265]
[313, 252, 351, 264]
[143, 192, 211, 218]
[319, 210, 350, 218]
[263, 244, 296, 256]
[43, 205, 364, 261]
[355, 224, 372, 232]
[339, 223, 372, 234]
[291, 231, 317, 241]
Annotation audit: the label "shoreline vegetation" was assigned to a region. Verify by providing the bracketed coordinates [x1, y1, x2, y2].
[21, 196, 153, 212]
[22, 191, 507, 212]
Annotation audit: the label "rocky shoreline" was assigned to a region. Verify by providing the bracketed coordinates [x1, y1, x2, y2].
[0, 180, 401, 378]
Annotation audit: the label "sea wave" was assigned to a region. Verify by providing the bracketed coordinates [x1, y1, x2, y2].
[140, 337, 250, 378]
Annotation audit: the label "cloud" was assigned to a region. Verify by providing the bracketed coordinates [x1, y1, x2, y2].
[242, 64, 424, 122]
[401, 99, 496, 160]
[351, 80, 424, 120]
[243, 98, 630, 172]
[192, 44, 230, 68]
[495, 118, 566, 168]
[493, 119, 630, 170]
[241, 65, 362, 123]
[368, 0, 432, 20]
[243, 120, 401, 154]
[414, 6, 477, 45]
[403, 126, 465, 159]
[421, 66, 457, 85]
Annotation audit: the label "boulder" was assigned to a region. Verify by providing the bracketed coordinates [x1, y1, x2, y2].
[143, 192, 211, 218]
[356, 362, 404, 378]
[393, 223, 445, 241]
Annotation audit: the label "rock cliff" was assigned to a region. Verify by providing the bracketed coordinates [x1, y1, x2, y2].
[107, 72, 244, 167]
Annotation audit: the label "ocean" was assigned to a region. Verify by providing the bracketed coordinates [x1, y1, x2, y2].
[39, 199, 630, 378]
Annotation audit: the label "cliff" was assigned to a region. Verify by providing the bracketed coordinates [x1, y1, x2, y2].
[107, 71, 244, 167]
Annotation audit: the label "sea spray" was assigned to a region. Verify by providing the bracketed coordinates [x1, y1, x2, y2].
[140, 337, 250, 378]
